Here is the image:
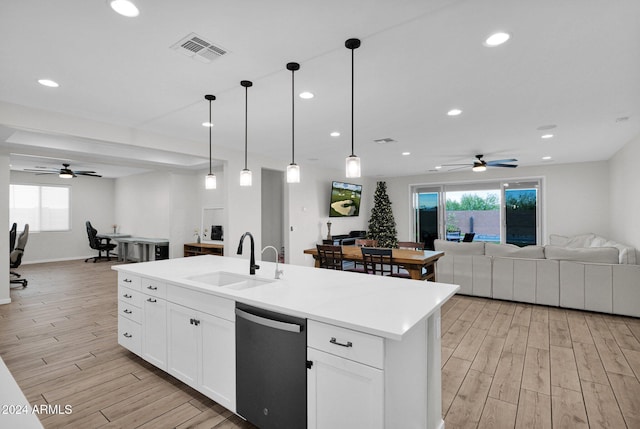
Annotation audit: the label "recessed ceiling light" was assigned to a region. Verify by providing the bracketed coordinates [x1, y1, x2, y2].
[434, 165, 442, 170]
[202, 122, 213, 127]
[38, 79, 59, 88]
[109, 0, 139, 17]
[402, 152, 411, 156]
[484, 32, 511, 47]
[447, 108, 462, 116]
[299, 92, 314, 99]
[330, 131, 340, 137]
[541, 134, 554, 139]
[542, 156, 552, 160]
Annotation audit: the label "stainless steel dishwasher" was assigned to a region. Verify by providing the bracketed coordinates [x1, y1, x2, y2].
[235, 303, 307, 429]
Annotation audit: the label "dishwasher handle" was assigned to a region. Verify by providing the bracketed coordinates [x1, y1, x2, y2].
[235, 308, 302, 333]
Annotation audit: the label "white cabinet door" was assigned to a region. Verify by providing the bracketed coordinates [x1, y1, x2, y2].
[167, 302, 198, 386]
[142, 295, 167, 370]
[199, 312, 236, 412]
[307, 348, 383, 429]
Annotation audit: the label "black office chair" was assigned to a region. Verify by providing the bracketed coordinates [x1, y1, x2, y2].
[462, 233, 476, 242]
[85, 221, 117, 263]
[10, 222, 17, 252]
[10, 224, 29, 288]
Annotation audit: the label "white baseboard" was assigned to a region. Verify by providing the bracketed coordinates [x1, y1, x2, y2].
[0, 298, 11, 305]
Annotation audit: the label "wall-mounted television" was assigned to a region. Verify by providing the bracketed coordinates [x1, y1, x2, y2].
[329, 181, 362, 217]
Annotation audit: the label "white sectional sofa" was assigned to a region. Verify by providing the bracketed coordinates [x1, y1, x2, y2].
[434, 236, 640, 317]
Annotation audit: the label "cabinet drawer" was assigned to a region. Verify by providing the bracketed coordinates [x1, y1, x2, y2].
[118, 316, 141, 355]
[118, 285, 142, 308]
[308, 320, 384, 369]
[118, 300, 142, 324]
[141, 278, 167, 299]
[118, 273, 141, 290]
[167, 285, 235, 321]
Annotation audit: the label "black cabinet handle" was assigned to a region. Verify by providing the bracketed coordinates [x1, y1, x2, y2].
[124, 278, 132, 283]
[330, 337, 353, 348]
[124, 309, 132, 314]
[123, 294, 132, 298]
[147, 298, 157, 303]
[147, 285, 158, 290]
[123, 333, 132, 338]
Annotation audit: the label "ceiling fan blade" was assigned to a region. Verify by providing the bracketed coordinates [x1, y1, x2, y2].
[446, 165, 472, 172]
[486, 158, 517, 165]
[490, 163, 518, 168]
[34, 172, 59, 175]
[77, 172, 102, 177]
[441, 163, 473, 167]
[72, 170, 97, 174]
[24, 168, 59, 173]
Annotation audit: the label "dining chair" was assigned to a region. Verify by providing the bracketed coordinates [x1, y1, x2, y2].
[355, 238, 378, 247]
[361, 247, 393, 276]
[360, 247, 410, 278]
[316, 244, 364, 272]
[316, 244, 345, 270]
[397, 241, 424, 250]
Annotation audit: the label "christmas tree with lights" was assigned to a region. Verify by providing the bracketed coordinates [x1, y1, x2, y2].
[367, 181, 398, 248]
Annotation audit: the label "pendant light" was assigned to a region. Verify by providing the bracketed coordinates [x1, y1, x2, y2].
[345, 38, 361, 178]
[286, 62, 301, 183]
[240, 80, 253, 187]
[204, 94, 217, 189]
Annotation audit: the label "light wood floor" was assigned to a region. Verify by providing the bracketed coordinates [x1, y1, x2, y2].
[1, 260, 255, 429]
[2, 261, 640, 428]
[440, 294, 640, 428]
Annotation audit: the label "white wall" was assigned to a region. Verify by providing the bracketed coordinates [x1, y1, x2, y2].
[261, 168, 284, 262]
[610, 134, 640, 251]
[10, 170, 115, 263]
[384, 161, 611, 244]
[169, 172, 202, 258]
[115, 170, 211, 259]
[288, 165, 374, 266]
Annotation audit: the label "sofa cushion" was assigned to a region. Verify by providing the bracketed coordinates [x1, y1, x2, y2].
[485, 243, 545, 259]
[434, 239, 485, 255]
[544, 245, 619, 264]
[549, 233, 595, 248]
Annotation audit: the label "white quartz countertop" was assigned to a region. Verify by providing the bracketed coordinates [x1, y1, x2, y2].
[113, 255, 459, 340]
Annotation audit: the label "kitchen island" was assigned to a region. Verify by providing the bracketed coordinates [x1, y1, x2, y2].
[113, 255, 458, 429]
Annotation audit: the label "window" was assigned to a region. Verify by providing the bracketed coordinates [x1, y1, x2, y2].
[412, 179, 541, 246]
[9, 184, 70, 232]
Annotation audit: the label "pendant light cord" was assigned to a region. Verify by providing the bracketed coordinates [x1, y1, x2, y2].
[291, 68, 295, 164]
[351, 46, 355, 157]
[208, 99, 213, 174]
[244, 86, 248, 170]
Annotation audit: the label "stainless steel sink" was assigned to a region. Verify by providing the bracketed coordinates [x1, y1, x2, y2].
[185, 271, 274, 290]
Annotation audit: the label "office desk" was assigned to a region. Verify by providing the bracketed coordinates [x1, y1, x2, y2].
[96, 233, 131, 261]
[304, 246, 444, 281]
[112, 237, 169, 262]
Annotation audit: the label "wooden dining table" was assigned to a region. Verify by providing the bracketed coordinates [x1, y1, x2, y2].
[303, 245, 445, 281]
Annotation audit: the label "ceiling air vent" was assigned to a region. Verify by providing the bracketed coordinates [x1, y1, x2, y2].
[373, 138, 397, 144]
[171, 33, 228, 63]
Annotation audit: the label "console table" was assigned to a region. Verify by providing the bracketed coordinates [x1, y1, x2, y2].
[184, 242, 224, 257]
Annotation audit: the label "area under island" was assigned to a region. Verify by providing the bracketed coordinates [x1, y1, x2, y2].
[113, 254, 458, 429]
